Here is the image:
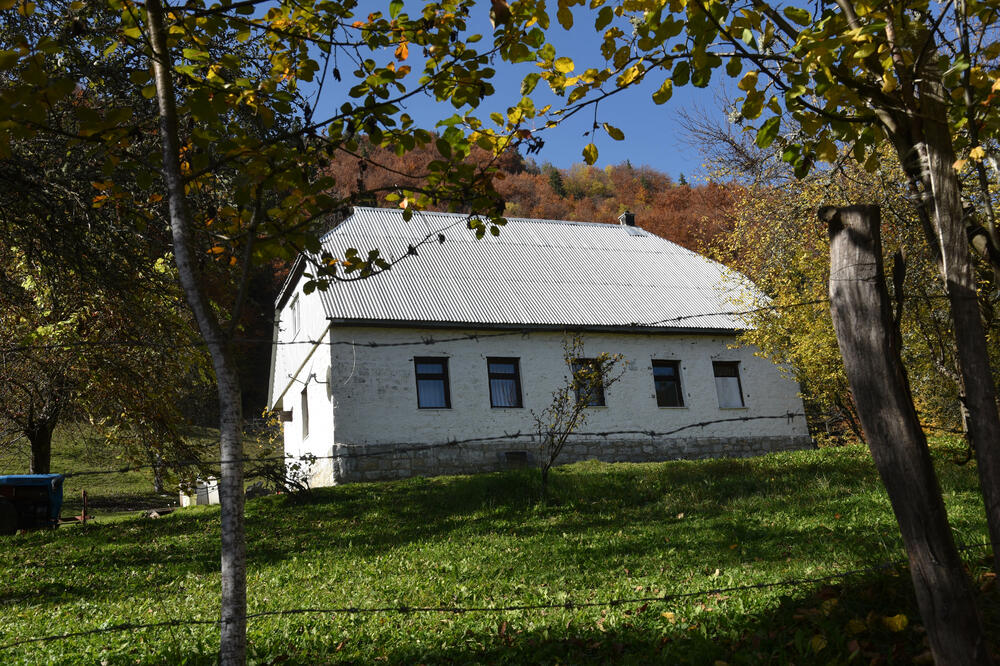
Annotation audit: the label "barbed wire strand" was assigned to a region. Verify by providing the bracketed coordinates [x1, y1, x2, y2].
[59, 412, 809, 479]
[0, 297, 846, 354]
[2, 539, 995, 652]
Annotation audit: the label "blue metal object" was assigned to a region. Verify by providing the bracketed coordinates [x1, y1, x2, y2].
[0, 474, 65, 531]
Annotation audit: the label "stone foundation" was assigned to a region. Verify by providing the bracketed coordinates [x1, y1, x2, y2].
[304, 435, 815, 486]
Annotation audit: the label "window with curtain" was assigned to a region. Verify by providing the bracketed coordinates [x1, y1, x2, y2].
[487, 358, 522, 408]
[652, 360, 684, 407]
[713, 361, 745, 408]
[414, 357, 451, 408]
[571, 358, 606, 407]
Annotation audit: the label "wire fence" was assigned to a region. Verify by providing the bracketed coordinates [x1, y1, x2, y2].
[0, 299, 840, 355]
[56, 412, 810, 479]
[1, 539, 995, 652]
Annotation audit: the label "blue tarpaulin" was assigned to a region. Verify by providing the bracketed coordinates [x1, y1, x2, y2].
[0, 474, 65, 521]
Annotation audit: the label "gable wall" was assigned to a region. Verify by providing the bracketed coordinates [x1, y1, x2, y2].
[295, 325, 811, 484]
[270, 277, 335, 479]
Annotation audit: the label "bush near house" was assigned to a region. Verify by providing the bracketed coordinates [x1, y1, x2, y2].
[1, 443, 997, 664]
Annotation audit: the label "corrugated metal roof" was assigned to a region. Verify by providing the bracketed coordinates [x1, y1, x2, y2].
[311, 207, 752, 331]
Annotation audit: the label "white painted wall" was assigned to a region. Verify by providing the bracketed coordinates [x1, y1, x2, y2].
[269, 277, 336, 484]
[315, 326, 808, 450]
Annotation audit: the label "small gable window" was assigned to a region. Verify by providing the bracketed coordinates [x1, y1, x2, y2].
[652, 360, 683, 407]
[487, 358, 523, 408]
[713, 361, 745, 408]
[300, 385, 309, 439]
[289, 295, 301, 336]
[414, 357, 451, 409]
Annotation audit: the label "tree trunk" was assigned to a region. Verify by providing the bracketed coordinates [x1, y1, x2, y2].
[825, 204, 992, 665]
[146, 2, 247, 663]
[918, 73, 1000, 575]
[27, 421, 54, 474]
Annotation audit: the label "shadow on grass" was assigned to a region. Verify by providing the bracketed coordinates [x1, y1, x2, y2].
[75, 557, 994, 665]
[2, 449, 986, 613]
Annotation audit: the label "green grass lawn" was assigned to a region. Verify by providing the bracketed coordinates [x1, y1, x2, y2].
[1, 444, 997, 664]
[1, 426, 270, 517]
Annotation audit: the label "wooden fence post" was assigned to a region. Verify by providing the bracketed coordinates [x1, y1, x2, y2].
[825, 204, 993, 665]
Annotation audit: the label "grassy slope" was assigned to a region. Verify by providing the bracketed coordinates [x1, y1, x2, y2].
[1, 444, 997, 664]
[1, 426, 264, 516]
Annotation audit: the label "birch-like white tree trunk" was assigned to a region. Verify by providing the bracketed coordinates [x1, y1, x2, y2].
[146, 1, 248, 662]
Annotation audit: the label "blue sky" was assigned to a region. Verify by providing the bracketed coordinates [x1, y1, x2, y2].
[308, 4, 733, 181]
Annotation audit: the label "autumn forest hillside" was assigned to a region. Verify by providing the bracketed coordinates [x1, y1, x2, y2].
[322, 143, 738, 252]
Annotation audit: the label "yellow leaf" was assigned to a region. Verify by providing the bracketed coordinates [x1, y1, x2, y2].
[553, 57, 574, 74]
[810, 634, 827, 653]
[661, 611, 676, 623]
[395, 41, 409, 61]
[582, 142, 598, 165]
[738, 70, 758, 92]
[815, 137, 838, 163]
[970, 145, 986, 160]
[954, 158, 968, 172]
[881, 72, 897, 94]
[845, 618, 867, 635]
[883, 614, 908, 632]
[652, 78, 673, 104]
[618, 64, 641, 86]
[992, 76, 1000, 92]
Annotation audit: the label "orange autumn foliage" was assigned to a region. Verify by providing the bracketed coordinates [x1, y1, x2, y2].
[322, 141, 737, 252]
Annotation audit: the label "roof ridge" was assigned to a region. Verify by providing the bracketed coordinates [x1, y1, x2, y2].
[350, 205, 646, 230]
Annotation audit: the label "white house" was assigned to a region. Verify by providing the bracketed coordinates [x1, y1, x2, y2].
[268, 206, 811, 486]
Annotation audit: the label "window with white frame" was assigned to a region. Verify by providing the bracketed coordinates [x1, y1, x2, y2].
[713, 361, 745, 408]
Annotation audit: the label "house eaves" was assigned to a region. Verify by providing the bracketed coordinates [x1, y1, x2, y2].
[310, 207, 757, 332]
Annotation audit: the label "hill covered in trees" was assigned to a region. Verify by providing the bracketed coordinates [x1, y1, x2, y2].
[324, 143, 736, 252]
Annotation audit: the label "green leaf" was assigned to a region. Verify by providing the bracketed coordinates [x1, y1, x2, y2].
[582, 142, 598, 165]
[595, 6, 613, 30]
[435, 137, 452, 159]
[726, 57, 742, 77]
[782, 6, 811, 26]
[389, 0, 403, 19]
[756, 116, 780, 148]
[182, 48, 210, 62]
[557, 4, 573, 29]
[672, 61, 690, 86]
[742, 90, 765, 119]
[0, 50, 20, 70]
[521, 72, 541, 95]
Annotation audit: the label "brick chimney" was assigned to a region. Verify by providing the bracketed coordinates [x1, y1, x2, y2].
[618, 210, 635, 226]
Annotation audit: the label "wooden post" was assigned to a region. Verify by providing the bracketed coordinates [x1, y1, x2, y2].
[825, 204, 993, 665]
